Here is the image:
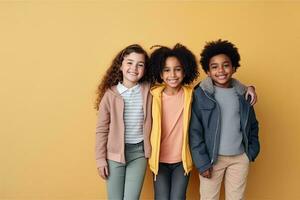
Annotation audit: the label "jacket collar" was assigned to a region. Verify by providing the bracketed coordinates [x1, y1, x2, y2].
[150, 84, 193, 97]
[200, 77, 246, 96]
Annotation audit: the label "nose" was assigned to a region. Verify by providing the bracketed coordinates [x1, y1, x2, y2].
[131, 64, 138, 71]
[170, 70, 175, 77]
[217, 66, 225, 73]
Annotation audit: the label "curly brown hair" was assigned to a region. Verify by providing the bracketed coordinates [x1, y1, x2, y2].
[95, 44, 149, 110]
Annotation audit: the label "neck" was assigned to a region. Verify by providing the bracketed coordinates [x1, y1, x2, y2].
[163, 86, 182, 95]
[213, 80, 232, 88]
[122, 81, 138, 89]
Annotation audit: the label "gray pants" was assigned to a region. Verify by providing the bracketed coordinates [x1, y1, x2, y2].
[107, 142, 147, 200]
[154, 162, 190, 200]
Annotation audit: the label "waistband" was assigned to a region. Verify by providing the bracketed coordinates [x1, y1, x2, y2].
[125, 141, 144, 147]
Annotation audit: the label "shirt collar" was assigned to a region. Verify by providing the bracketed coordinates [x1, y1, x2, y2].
[117, 82, 140, 94]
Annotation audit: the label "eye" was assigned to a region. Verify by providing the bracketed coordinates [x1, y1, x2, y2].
[138, 63, 145, 68]
[163, 68, 170, 72]
[175, 67, 183, 72]
[210, 65, 217, 69]
[127, 62, 132, 65]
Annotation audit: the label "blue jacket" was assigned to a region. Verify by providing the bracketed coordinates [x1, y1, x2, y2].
[189, 77, 260, 173]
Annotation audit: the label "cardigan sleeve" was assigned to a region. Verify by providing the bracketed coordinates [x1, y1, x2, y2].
[95, 93, 110, 168]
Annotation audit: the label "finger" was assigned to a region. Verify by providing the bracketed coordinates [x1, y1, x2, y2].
[245, 92, 249, 100]
[97, 168, 103, 177]
[99, 168, 107, 180]
[250, 94, 255, 105]
[104, 166, 109, 177]
[250, 93, 254, 104]
[246, 92, 256, 105]
[250, 97, 255, 105]
[100, 169, 105, 179]
[251, 95, 257, 105]
[101, 173, 107, 180]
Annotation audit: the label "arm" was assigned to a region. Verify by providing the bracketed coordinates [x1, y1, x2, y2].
[189, 91, 212, 174]
[232, 78, 257, 105]
[245, 86, 257, 106]
[95, 94, 110, 179]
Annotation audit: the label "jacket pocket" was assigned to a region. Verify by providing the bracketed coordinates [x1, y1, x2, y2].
[198, 100, 215, 110]
[198, 102, 215, 129]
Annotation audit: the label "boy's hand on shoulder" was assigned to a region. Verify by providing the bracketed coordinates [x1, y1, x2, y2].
[98, 166, 109, 180]
[201, 167, 213, 179]
[246, 86, 257, 106]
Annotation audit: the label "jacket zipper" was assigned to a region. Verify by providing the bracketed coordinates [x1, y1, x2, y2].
[203, 91, 220, 164]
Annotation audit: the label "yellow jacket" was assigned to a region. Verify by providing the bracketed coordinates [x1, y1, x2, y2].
[148, 84, 194, 177]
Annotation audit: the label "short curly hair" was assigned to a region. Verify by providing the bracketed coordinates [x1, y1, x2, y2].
[200, 39, 241, 73]
[149, 43, 199, 85]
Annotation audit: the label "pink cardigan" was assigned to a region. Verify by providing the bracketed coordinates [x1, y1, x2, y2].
[95, 83, 152, 168]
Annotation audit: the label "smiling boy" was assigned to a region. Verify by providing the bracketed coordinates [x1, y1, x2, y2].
[189, 39, 260, 200]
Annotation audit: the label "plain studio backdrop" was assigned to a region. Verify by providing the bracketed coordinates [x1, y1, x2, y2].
[0, 1, 299, 200]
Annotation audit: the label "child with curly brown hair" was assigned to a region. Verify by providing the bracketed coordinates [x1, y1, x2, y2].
[95, 44, 152, 200]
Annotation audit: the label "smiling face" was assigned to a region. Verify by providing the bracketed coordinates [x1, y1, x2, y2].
[161, 56, 185, 92]
[207, 54, 235, 88]
[120, 52, 145, 88]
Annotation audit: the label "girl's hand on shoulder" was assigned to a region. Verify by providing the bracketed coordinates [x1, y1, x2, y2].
[201, 167, 213, 179]
[245, 86, 257, 106]
[98, 166, 109, 180]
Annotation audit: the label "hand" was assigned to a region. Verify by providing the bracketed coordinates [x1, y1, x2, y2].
[245, 86, 257, 106]
[201, 167, 213, 179]
[98, 166, 109, 180]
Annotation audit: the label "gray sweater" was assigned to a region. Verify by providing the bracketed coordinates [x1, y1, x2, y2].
[214, 86, 244, 156]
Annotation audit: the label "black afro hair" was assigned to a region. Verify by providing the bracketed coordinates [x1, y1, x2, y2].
[200, 39, 241, 73]
[149, 43, 199, 84]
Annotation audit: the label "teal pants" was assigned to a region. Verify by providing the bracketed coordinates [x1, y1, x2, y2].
[107, 142, 147, 200]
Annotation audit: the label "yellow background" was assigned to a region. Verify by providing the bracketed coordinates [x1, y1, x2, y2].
[1, 1, 300, 200]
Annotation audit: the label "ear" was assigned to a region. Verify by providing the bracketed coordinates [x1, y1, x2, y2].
[207, 71, 211, 77]
[233, 67, 236, 73]
[160, 72, 164, 80]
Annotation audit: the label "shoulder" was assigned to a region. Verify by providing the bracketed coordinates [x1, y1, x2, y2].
[182, 85, 194, 97]
[150, 84, 165, 97]
[192, 87, 216, 109]
[140, 82, 151, 90]
[193, 86, 205, 97]
[100, 86, 120, 105]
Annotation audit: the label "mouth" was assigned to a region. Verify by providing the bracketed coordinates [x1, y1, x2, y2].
[167, 79, 179, 83]
[128, 72, 138, 76]
[215, 74, 227, 80]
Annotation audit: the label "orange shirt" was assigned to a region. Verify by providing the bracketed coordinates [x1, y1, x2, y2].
[159, 89, 184, 163]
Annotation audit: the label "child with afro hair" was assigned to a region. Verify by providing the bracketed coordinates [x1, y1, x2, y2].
[190, 39, 260, 200]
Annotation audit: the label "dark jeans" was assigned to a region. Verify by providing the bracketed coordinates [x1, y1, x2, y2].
[154, 162, 190, 200]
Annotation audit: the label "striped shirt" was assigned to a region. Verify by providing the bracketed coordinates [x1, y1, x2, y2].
[117, 82, 144, 144]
